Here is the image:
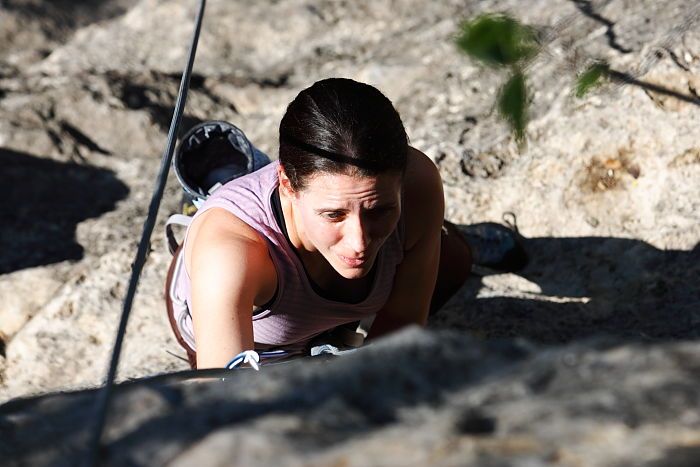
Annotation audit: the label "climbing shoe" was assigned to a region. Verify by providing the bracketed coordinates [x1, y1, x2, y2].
[457, 214, 528, 274]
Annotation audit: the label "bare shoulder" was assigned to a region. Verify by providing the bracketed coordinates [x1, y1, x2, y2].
[186, 208, 266, 264]
[188, 208, 266, 247]
[185, 208, 276, 305]
[402, 146, 445, 249]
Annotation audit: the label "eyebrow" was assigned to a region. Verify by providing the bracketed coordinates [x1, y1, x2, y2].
[315, 207, 347, 213]
[367, 203, 398, 210]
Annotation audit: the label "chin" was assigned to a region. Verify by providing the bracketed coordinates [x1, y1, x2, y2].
[337, 267, 371, 280]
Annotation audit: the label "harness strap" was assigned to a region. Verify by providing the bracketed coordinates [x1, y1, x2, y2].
[165, 213, 192, 255]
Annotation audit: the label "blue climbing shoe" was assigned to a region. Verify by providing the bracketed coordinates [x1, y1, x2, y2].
[457, 214, 528, 274]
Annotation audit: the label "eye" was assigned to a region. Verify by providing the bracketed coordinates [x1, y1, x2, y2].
[366, 205, 398, 218]
[322, 211, 345, 221]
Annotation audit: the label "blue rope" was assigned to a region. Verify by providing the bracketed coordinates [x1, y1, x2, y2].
[85, 1, 207, 465]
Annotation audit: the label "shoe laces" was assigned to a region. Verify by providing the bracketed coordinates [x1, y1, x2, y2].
[502, 212, 519, 233]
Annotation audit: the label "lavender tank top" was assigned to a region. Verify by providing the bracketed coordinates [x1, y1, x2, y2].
[172, 161, 405, 354]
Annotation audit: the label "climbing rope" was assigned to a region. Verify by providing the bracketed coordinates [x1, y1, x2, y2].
[85, 1, 207, 465]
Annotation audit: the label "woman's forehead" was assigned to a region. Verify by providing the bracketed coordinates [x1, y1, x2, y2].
[300, 171, 402, 203]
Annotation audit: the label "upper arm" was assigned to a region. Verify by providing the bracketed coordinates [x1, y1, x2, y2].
[186, 208, 275, 368]
[368, 147, 445, 338]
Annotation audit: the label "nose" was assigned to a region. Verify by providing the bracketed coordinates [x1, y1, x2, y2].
[343, 214, 370, 254]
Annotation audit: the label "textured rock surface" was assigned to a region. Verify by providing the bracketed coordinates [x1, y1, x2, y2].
[0, 0, 699, 464]
[2, 329, 700, 466]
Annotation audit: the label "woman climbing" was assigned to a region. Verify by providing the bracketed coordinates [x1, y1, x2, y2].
[165, 78, 526, 369]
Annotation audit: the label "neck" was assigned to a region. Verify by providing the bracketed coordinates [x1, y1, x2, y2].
[279, 187, 326, 276]
[279, 187, 310, 254]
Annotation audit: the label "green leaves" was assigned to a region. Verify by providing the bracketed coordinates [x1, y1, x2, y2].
[456, 14, 539, 67]
[456, 14, 538, 144]
[574, 61, 610, 98]
[457, 14, 611, 146]
[498, 70, 527, 144]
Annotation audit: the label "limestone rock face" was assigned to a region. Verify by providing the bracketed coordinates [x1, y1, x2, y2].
[0, 0, 698, 465]
[2, 329, 700, 466]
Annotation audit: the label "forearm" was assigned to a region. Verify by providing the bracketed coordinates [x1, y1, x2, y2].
[367, 232, 441, 340]
[192, 305, 255, 369]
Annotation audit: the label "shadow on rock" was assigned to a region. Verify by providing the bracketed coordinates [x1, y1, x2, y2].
[645, 445, 700, 467]
[437, 231, 700, 343]
[0, 329, 530, 466]
[114, 76, 205, 135]
[3, 0, 139, 33]
[0, 147, 129, 274]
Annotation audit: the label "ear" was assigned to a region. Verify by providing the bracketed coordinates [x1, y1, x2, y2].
[277, 164, 297, 199]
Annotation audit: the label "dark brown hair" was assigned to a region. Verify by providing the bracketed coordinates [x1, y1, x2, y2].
[279, 78, 408, 191]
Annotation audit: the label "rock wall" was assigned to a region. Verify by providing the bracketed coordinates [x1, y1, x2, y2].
[3, 329, 700, 466]
[0, 0, 699, 464]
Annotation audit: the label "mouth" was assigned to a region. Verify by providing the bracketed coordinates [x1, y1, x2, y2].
[338, 254, 367, 268]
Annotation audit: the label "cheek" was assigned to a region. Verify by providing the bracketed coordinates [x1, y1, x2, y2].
[300, 211, 341, 246]
[374, 209, 401, 238]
